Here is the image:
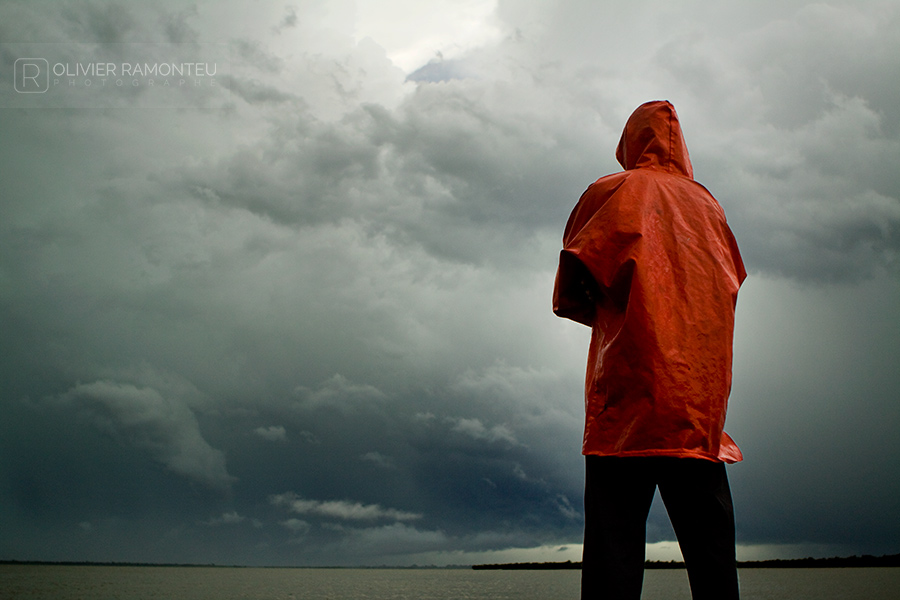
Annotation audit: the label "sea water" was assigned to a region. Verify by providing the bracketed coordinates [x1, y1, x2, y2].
[1, 565, 898, 599]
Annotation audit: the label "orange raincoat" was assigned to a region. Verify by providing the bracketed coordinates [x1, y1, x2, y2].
[553, 101, 745, 463]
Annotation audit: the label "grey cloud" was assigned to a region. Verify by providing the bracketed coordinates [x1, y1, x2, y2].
[294, 375, 388, 413]
[270, 493, 422, 522]
[211, 1, 898, 283]
[737, 3, 900, 131]
[254, 425, 286, 441]
[360, 451, 398, 470]
[710, 95, 900, 282]
[554, 495, 580, 521]
[643, 6, 900, 282]
[204, 511, 246, 526]
[160, 5, 200, 44]
[447, 417, 518, 446]
[273, 7, 298, 34]
[61, 380, 236, 489]
[220, 74, 301, 105]
[231, 38, 285, 74]
[406, 56, 473, 83]
[493, 1, 900, 283]
[280, 518, 310, 534]
[323, 523, 449, 559]
[61, 2, 137, 43]
[175, 66, 597, 264]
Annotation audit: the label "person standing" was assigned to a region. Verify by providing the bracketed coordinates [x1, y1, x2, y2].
[553, 100, 745, 600]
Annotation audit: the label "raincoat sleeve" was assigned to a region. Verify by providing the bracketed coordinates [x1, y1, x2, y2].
[552, 174, 636, 326]
[552, 250, 597, 326]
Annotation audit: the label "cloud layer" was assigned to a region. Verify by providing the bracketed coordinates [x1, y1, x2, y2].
[1, 0, 898, 565]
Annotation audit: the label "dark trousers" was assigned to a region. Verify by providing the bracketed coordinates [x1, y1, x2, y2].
[582, 456, 739, 600]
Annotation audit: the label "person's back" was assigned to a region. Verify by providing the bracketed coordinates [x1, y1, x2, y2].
[554, 100, 744, 599]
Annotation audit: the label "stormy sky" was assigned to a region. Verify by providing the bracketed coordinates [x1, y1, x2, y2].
[1, 0, 898, 567]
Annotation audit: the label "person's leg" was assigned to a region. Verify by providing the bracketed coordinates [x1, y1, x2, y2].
[582, 456, 657, 600]
[657, 458, 740, 600]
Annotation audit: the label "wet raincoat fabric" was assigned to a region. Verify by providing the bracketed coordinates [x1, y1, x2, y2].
[553, 100, 745, 463]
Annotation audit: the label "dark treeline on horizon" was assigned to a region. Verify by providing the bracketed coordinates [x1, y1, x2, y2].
[472, 553, 900, 570]
[0, 560, 466, 569]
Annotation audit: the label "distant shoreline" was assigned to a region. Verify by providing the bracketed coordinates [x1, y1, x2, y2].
[2, 553, 898, 570]
[472, 553, 900, 570]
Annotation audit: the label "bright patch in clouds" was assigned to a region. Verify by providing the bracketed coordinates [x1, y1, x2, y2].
[271, 493, 423, 522]
[353, 0, 502, 71]
[254, 425, 287, 441]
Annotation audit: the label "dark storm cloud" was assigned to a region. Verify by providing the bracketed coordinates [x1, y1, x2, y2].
[61, 2, 136, 42]
[217, 364, 585, 564]
[60, 380, 236, 489]
[1, 0, 899, 566]
[172, 69, 599, 265]
[725, 275, 900, 553]
[493, 0, 900, 283]
[667, 7, 900, 281]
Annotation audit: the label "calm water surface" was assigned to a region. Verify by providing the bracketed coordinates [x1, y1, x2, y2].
[2, 565, 898, 600]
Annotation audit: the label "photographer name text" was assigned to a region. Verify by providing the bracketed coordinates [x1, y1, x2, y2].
[53, 62, 217, 77]
[49, 61, 218, 88]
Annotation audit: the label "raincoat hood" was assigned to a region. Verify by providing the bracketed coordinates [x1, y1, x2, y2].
[615, 100, 694, 179]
